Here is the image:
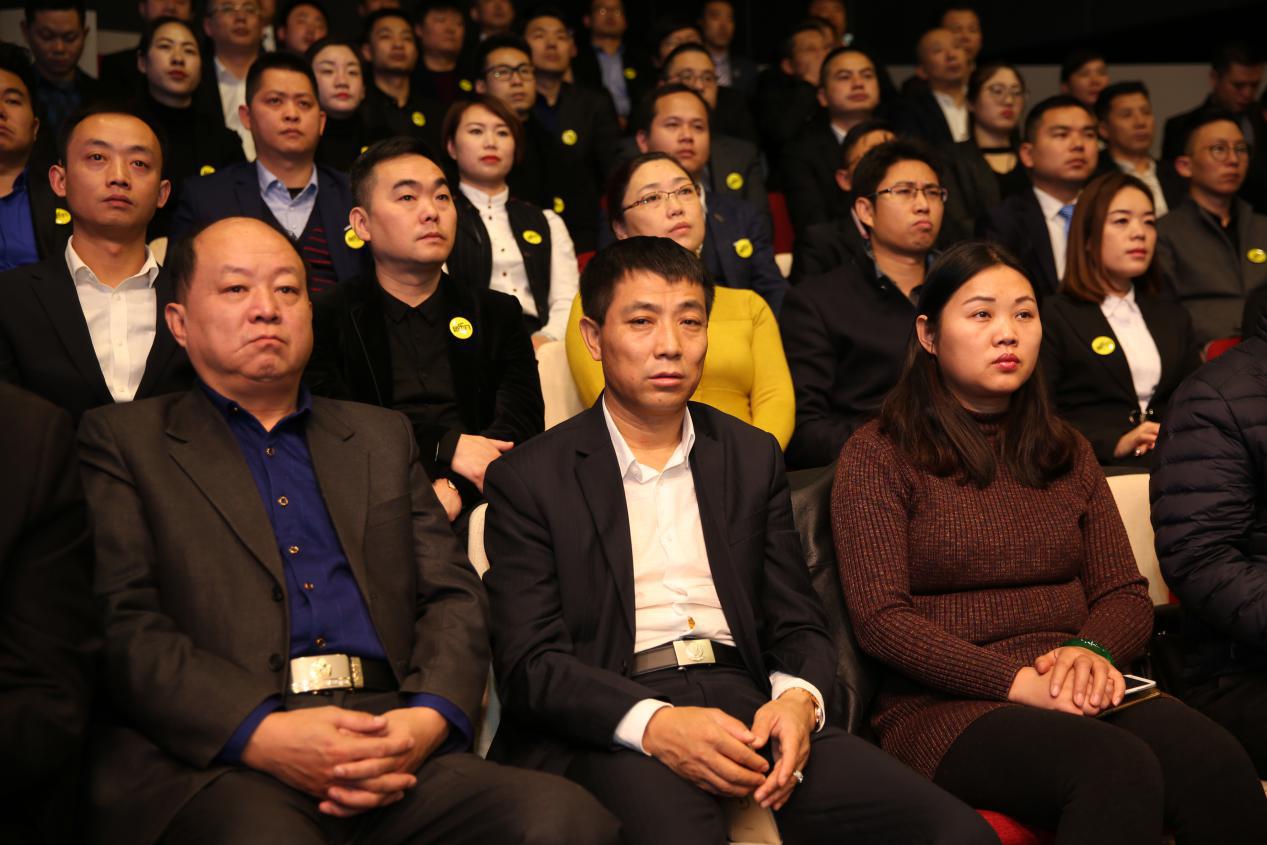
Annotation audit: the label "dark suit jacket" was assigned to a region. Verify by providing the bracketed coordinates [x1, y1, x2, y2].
[705, 133, 769, 221]
[0, 385, 99, 845]
[0, 257, 193, 422]
[170, 161, 367, 285]
[703, 189, 789, 314]
[306, 273, 544, 490]
[98, 49, 145, 99]
[481, 401, 836, 773]
[778, 113, 848, 234]
[27, 166, 72, 261]
[1040, 290, 1201, 467]
[942, 140, 1011, 245]
[713, 85, 758, 145]
[1162, 97, 1267, 214]
[789, 212, 870, 285]
[79, 389, 489, 845]
[978, 189, 1061, 295]
[754, 69, 821, 165]
[889, 90, 956, 151]
[570, 43, 653, 116]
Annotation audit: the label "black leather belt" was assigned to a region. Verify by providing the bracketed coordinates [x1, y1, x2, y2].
[631, 639, 746, 677]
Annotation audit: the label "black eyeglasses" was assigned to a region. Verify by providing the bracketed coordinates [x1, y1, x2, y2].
[871, 182, 948, 203]
[622, 183, 700, 212]
[486, 63, 535, 81]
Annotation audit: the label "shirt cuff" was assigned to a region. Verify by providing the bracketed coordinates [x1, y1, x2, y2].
[769, 671, 826, 732]
[612, 698, 672, 755]
[407, 692, 473, 755]
[216, 695, 282, 765]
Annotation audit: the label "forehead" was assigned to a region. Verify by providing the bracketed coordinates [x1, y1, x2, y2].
[942, 9, 979, 25]
[982, 67, 1019, 86]
[667, 50, 712, 73]
[1192, 120, 1245, 145]
[919, 29, 955, 51]
[255, 67, 316, 96]
[881, 157, 938, 184]
[30, 9, 83, 31]
[827, 51, 874, 74]
[1073, 59, 1106, 75]
[1223, 63, 1265, 80]
[69, 113, 159, 150]
[373, 153, 444, 187]
[1109, 186, 1154, 209]
[610, 269, 705, 307]
[1038, 106, 1095, 131]
[486, 46, 529, 67]
[195, 225, 304, 280]
[459, 103, 505, 126]
[0, 68, 31, 99]
[653, 92, 707, 120]
[1109, 92, 1149, 111]
[371, 16, 412, 37]
[314, 44, 357, 63]
[628, 159, 691, 192]
[423, 7, 463, 23]
[152, 21, 197, 43]
[792, 29, 825, 50]
[287, 3, 325, 20]
[852, 130, 894, 157]
[525, 16, 567, 35]
[951, 265, 1034, 304]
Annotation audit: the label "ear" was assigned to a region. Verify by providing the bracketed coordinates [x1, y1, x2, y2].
[349, 205, 372, 243]
[853, 195, 874, 230]
[1018, 141, 1035, 169]
[317, 109, 327, 137]
[915, 314, 936, 355]
[578, 314, 603, 362]
[1174, 155, 1193, 179]
[165, 301, 189, 349]
[446, 137, 458, 160]
[156, 178, 172, 209]
[834, 167, 851, 194]
[203, 16, 213, 39]
[1098, 122, 1109, 141]
[30, 115, 39, 142]
[634, 130, 649, 153]
[238, 102, 253, 132]
[361, 42, 373, 63]
[1058, 81, 1069, 95]
[1208, 68, 1219, 91]
[816, 87, 828, 109]
[137, 52, 148, 75]
[48, 163, 67, 198]
[914, 65, 928, 80]
[475, 79, 487, 94]
[780, 57, 794, 77]
[612, 216, 628, 240]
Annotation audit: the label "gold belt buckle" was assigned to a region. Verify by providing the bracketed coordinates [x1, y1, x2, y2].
[288, 654, 365, 694]
[672, 639, 716, 667]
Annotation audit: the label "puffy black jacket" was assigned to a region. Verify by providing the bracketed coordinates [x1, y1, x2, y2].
[1151, 317, 1267, 682]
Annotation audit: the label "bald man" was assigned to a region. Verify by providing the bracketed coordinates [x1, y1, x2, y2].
[78, 217, 619, 845]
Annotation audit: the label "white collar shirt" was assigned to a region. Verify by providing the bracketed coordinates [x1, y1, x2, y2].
[256, 161, 319, 240]
[932, 89, 970, 142]
[1100, 285, 1162, 412]
[1034, 186, 1076, 282]
[215, 56, 255, 160]
[65, 237, 161, 403]
[1114, 157, 1169, 218]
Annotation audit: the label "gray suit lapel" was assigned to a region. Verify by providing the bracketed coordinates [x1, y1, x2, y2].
[305, 403, 372, 595]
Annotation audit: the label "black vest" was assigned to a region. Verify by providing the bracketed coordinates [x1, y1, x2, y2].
[449, 190, 553, 321]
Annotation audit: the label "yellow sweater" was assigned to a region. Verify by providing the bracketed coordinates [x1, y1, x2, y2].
[565, 286, 795, 448]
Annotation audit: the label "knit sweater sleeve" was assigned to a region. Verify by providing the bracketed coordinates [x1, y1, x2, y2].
[832, 426, 1026, 701]
[1068, 438, 1154, 665]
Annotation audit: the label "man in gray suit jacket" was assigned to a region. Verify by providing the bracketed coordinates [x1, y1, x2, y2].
[78, 217, 618, 845]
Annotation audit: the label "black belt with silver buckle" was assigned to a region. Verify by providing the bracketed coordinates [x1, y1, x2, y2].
[630, 639, 746, 677]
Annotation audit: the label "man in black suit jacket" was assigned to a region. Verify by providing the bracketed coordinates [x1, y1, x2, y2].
[195, 0, 263, 158]
[80, 215, 616, 845]
[20, 0, 101, 136]
[0, 385, 99, 845]
[660, 42, 758, 146]
[889, 28, 969, 153]
[308, 138, 543, 522]
[0, 106, 193, 422]
[979, 95, 1099, 295]
[698, 0, 756, 94]
[482, 237, 995, 845]
[572, 0, 653, 125]
[754, 21, 828, 165]
[359, 8, 446, 155]
[173, 53, 367, 292]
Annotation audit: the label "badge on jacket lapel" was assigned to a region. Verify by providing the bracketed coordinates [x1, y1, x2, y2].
[1249, 248, 1266, 264]
[54, 207, 71, 225]
[344, 226, 365, 249]
[411, 111, 426, 127]
[522, 229, 543, 245]
[459, 79, 473, 92]
[199, 165, 216, 176]
[561, 129, 578, 146]
[553, 196, 566, 214]
[1091, 335, 1116, 356]
[623, 67, 637, 80]
[733, 238, 753, 259]
[725, 171, 744, 191]
[449, 316, 474, 340]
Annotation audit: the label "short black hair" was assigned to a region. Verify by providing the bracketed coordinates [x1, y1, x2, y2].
[415, 0, 464, 23]
[660, 42, 713, 80]
[580, 236, 714, 326]
[0, 42, 38, 108]
[475, 33, 531, 72]
[138, 15, 199, 56]
[631, 83, 710, 136]
[361, 7, 413, 43]
[1180, 107, 1245, 155]
[649, 14, 699, 54]
[605, 151, 693, 229]
[56, 101, 169, 177]
[1212, 41, 1263, 75]
[521, 4, 573, 30]
[304, 36, 357, 64]
[244, 50, 318, 104]
[1023, 95, 1095, 143]
[781, 19, 825, 62]
[24, 0, 84, 25]
[350, 135, 440, 209]
[818, 45, 877, 92]
[1094, 80, 1149, 123]
[850, 138, 942, 207]
[840, 118, 895, 168]
[1059, 48, 1104, 83]
[277, 0, 327, 28]
[940, 2, 980, 16]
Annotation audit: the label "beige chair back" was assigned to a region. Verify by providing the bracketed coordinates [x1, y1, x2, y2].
[1105, 472, 1169, 605]
[536, 340, 585, 428]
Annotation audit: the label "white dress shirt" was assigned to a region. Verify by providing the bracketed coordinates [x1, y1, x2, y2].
[1100, 286, 1162, 412]
[458, 183, 578, 341]
[829, 121, 848, 146]
[1034, 187, 1076, 282]
[66, 238, 161, 403]
[932, 90, 970, 143]
[215, 57, 254, 161]
[1114, 157, 1169, 218]
[602, 400, 825, 754]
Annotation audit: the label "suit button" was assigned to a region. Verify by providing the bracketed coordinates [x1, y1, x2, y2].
[271, 586, 283, 602]
[268, 653, 284, 671]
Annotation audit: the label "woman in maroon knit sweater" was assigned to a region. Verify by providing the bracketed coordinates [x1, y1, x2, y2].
[833, 241, 1267, 844]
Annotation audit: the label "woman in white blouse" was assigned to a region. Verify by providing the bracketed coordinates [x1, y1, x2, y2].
[1040, 171, 1200, 468]
[442, 95, 579, 348]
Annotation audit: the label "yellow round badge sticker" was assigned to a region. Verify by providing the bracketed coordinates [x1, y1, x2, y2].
[459, 79, 473, 92]
[1248, 248, 1267, 264]
[522, 229, 543, 245]
[733, 238, 753, 259]
[411, 111, 426, 127]
[54, 207, 71, 225]
[199, 165, 216, 176]
[623, 67, 637, 80]
[344, 227, 365, 249]
[553, 196, 566, 214]
[449, 317, 474, 340]
[725, 171, 744, 191]
[561, 129, 578, 146]
[1091, 336, 1117, 356]
[360, 145, 369, 154]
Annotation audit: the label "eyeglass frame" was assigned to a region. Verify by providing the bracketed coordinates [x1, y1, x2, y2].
[621, 182, 702, 213]
[868, 182, 949, 204]
[983, 83, 1025, 102]
[1198, 141, 1252, 162]
[485, 63, 536, 81]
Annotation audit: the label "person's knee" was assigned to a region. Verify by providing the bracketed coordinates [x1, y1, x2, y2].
[162, 774, 322, 845]
[1074, 730, 1163, 807]
[504, 776, 622, 845]
[930, 805, 999, 845]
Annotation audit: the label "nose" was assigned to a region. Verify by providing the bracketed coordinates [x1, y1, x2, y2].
[249, 288, 282, 322]
[107, 156, 130, 187]
[652, 320, 683, 358]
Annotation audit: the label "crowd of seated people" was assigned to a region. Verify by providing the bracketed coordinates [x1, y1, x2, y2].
[5, 0, 1267, 842]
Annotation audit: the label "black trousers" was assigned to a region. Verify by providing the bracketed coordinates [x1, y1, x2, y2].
[160, 690, 620, 845]
[563, 666, 997, 845]
[933, 696, 1267, 845]
[1186, 671, 1267, 778]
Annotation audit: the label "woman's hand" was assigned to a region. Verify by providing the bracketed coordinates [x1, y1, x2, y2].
[1034, 647, 1124, 713]
[1113, 421, 1161, 459]
[1007, 667, 1085, 715]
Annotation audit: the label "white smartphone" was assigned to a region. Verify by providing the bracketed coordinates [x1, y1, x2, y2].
[1122, 674, 1157, 696]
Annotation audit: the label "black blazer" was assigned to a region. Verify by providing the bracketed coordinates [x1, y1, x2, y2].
[889, 90, 956, 151]
[27, 166, 72, 261]
[169, 161, 367, 285]
[778, 112, 849, 234]
[713, 84, 758, 145]
[753, 69, 821, 164]
[705, 133, 769, 222]
[978, 189, 1060, 295]
[1040, 290, 1201, 467]
[941, 139, 1015, 245]
[0, 384, 99, 845]
[0, 257, 193, 422]
[570, 42, 653, 115]
[306, 273, 544, 484]
[789, 212, 870, 285]
[481, 401, 836, 773]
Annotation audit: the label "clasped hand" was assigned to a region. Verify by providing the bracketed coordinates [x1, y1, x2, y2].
[642, 690, 817, 811]
[1008, 646, 1125, 716]
[242, 706, 450, 817]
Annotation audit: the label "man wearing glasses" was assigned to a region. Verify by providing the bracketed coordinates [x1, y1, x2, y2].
[1158, 111, 1267, 344]
[201, 0, 264, 159]
[360, 8, 445, 155]
[780, 139, 946, 469]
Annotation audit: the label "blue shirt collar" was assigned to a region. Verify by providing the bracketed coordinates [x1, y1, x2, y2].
[255, 161, 318, 201]
[199, 380, 312, 431]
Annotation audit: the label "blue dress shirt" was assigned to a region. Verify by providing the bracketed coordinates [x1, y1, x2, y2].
[257, 161, 319, 240]
[594, 45, 630, 118]
[0, 169, 39, 271]
[204, 383, 471, 763]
